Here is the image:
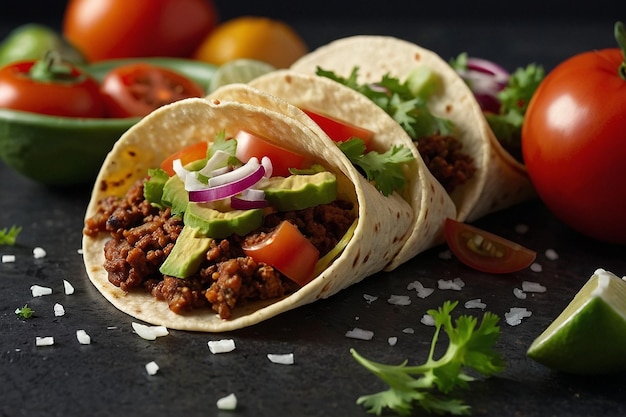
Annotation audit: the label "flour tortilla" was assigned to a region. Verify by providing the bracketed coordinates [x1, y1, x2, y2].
[82, 97, 414, 332]
[207, 77, 455, 271]
[290, 35, 536, 221]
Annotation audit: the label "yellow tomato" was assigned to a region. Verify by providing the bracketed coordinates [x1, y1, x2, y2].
[192, 16, 308, 68]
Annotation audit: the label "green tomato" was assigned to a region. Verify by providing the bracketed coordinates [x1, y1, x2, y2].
[0, 23, 85, 67]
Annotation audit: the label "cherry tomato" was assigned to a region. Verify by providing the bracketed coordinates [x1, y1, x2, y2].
[160, 141, 208, 176]
[192, 16, 308, 68]
[521, 39, 626, 244]
[301, 108, 374, 150]
[62, 0, 218, 62]
[242, 220, 320, 286]
[100, 63, 205, 118]
[444, 218, 536, 274]
[234, 130, 306, 177]
[0, 57, 105, 118]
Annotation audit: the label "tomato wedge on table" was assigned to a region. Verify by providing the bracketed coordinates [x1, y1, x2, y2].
[160, 141, 208, 176]
[100, 63, 205, 118]
[234, 130, 306, 177]
[302, 108, 374, 149]
[444, 218, 536, 274]
[242, 220, 320, 286]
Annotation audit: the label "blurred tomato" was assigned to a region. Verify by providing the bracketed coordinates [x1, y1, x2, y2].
[62, 0, 219, 62]
[192, 16, 308, 68]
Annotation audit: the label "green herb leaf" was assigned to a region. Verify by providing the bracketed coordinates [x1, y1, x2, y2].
[144, 168, 170, 208]
[338, 139, 414, 196]
[211, 131, 237, 162]
[0, 225, 22, 245]
[15, 304, 35, 319]
[352, 300, 505, 416]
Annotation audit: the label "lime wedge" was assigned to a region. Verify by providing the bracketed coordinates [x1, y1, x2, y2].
[209, 59, 276, 92]
[527, 268, 626, 375]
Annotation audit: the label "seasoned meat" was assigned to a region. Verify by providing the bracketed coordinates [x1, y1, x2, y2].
[417, 134, 476, 193]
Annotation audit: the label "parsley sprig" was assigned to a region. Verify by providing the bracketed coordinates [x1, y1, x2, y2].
[0, 225, 22, 245]
[352, 300, 505, 416]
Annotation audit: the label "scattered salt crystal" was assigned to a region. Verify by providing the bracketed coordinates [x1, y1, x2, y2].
[464, 299, 486, 310]
[76, 330, 91, 345]
[2, 254, 16, 263]
[31, 285, 52, 297]
[53, 303, 65, 317]
[438, 250, 452, 260]
[33, 247, 46, 259]
[515, 224, 529, 234]
[545, 249, 559, 261]
[513, 288, 527, 299]
[345, 328, 374, 340]
[208, 339, 236, 354]
[530, 263, 543, 272]
[35, 336, 54, 346]
[407, 281, 435, 298]
[145, 361, 159, 375]
[63, 280, 75, 295]
[267, 353, 294, 365]
[522, 281, 547, 293]
[132, 322, 169, 340]
[402, 328, 414, 334]
[421, 314, 436, 326]
[437, 278, 464, 290]
[387, 295, 411, 306]
[388, 337, 398, 346]
[363, 294, 378, 303]
[505, 307, 532, 326]
[216, 393, 237, 410]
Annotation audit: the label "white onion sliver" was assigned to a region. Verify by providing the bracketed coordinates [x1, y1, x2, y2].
[31, 285, 52, 297]
[132, 322, 169, 340]
[345, 328, 374, 340]
[267, 353, 294, 365]
[172, 158, 189, 180]
[208, 339, 236, 354]
[63, 279, 75, 295]
[36, 336, 54, 346]
[208, 157, 260, 188]
[261, 156, 273, 178]
[198, 150, 231, 176]
[76, 330, 91, 345]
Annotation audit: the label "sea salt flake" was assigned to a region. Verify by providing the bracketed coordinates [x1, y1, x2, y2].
[76, 330, 91, 345]
[208, 339, 236, 354]
[513, 288, 527, 299]
[33, 247, 46, 259]
[267, 353, 294, 365]
[522, 281, 547, 293]
[31, 285, 52, 297]
[387, 294, 411, 306]
[505, 307, 532, 326]
[2, 254, 16, 263]
[388, 337, 398, 346]
[35, 336, 54, 346]
[63, 280, 75, 295]
[464, 299, 486, 310]
[363, 294, 378, 304]
[216, 393, 237, 410]
[145, 361, 159, 375]
[545, 248, 559, 260]
[421, 314, 436, 326]
[345, 328, 374, 340]
[530, 262, 543, 272]
[53, 303, 65, 317]
[132, 322, 169, 340]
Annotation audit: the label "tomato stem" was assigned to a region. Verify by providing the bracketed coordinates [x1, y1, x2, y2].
[28, 50, 81, 83]
[615, 21, 626, 81]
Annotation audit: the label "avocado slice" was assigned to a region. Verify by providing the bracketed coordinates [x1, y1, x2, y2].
[262, 171, 337, 211]
[162, 175, 188, 216]
[159, 225, 214, 279]
[184, 202, 264, 239]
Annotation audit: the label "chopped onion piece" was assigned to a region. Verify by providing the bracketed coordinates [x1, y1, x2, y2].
[363, 294, 378, 304]
[513, 288, 527, 299]
[2, 254, 15, 263]
[387, 295, 411, 306]
[216, 393, 237, 410]
[172, 158, 189, 180]
[402, 328, 415, 334]
[208, 339, 236, 354]
[184, 171, 208, 191]
[53, 303, 65, 317]
[33, 247, 46, 259]
[76, 330, 91, 345]
[464, 298, 487, 310]
[36, 336, 54, 346]
[63, 279, 75, 295]
[31, 285, 52, 297]
[132, 322, 169, 340]
[505, 307, 532, 326]
[145, 361, 160, 376]
[189, 161, 265, 203]
[421, 314, 436, 326]
[388, 337, 398, 346]
[198, 150, 231, 176]
[267, 353, 294, 365]
[522, 281, 547, 293]
[345, 328, 374, 340]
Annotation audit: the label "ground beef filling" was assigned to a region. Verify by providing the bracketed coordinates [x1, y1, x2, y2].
[417, 134, 476, 193]
[83, 179, 355, 319]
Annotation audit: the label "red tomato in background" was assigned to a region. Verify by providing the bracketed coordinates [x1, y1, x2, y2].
[234, 130, 306, 177]
[521, 47, 626, 244]
[62, 0, 219, 62]
[100, 63, 205, 118]
[0, 59, 105, 118]
[301, 108, 374, 150]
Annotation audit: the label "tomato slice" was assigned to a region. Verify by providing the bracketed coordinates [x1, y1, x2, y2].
[301, 108, 374, 150]
[444, 218, 536, 274]
[100, 63, 205, 118]
[160, 141, 208, 176]
[234, 130, 306, 177]
[242, 220, 320, 286]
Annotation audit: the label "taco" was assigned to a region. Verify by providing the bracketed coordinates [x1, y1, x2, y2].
[206, 79, 456, 270]
[289, 35, 536, 222]
[82, 97, 414, 332]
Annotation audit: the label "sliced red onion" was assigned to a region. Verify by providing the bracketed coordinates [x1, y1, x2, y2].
[456, 57, 510, 113]
[189, 161, 266, 203]
[231, 196, 269, 210]
[466, 57, 510, 84]
[208, 157, 260, 188]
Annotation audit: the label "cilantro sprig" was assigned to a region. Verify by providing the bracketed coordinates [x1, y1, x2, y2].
[15, 304, 35, 319]
[338, 139, 414, 196]
[0, 225, 22, 245]
[352, 300, 505, 416]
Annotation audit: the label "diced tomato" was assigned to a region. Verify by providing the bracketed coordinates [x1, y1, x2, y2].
[444, 218, 536, 274]
[234, 130, 306, 177]
[301, 108, 374, 149]
[160, 141, 208, 176]
[242, 220, 320, 286]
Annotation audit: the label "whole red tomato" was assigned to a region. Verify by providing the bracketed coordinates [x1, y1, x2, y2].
[62, 0, 219, 62]
[0, 55, 105, 118]
[522, 25, 626, 244]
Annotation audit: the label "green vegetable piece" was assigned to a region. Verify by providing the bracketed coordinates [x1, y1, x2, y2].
[0, 23, 85, 67]
[262, 171, 337, 211]
[0, 225, 22, 245]
[405, 66, 441, 100]
[161, 175, 188, 216]
[184, 202, 264, 239]
[15, 304, 35, 319]
[352, 300, 505, 416]
[144, 168, 170, 208]
[159, 225, 214, 279]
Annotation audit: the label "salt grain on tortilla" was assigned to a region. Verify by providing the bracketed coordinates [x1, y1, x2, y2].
[345, 328, 374, 340]
[267, 353, 294, 365]
[53, 303, 65, 317]
[63, 279, 75, 295]
[216, 393, 237, 410]
[33, 247, 46, 259]
[208, 339, 236, 354]
[76, 330, 91, 345]
[30, 285, 52, 297]
[145, 361, 159, 376]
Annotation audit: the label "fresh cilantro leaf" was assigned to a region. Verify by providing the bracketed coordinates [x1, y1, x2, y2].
[352, 300, 505, 416]
[0, 225, 22, 245]
[338, 139, 414, 196]
[210, 130, 237, 161]
[15, 304, 35, 319]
